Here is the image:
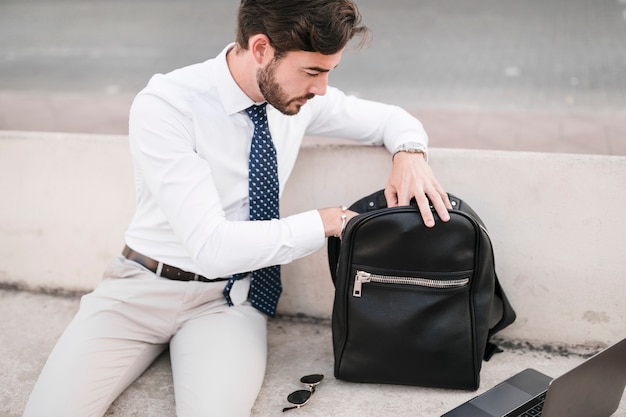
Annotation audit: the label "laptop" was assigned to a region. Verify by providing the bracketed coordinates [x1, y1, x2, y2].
[442, 337, 626, 417]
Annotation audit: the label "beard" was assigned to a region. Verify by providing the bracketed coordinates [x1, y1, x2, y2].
[257, 59, 314, 116]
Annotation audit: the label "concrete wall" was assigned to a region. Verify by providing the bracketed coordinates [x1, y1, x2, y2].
[1, 131, 624, 347]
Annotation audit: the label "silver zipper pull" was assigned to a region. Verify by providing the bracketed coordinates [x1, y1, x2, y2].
[353, 271, 371, 297]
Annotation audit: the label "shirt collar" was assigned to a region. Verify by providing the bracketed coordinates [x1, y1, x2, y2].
[215, 43, 262, 115]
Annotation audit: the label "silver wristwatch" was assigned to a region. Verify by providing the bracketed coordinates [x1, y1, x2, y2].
[392, 142, 428, 160]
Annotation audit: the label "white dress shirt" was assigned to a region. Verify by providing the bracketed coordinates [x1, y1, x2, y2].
[125, 44, 428, 279]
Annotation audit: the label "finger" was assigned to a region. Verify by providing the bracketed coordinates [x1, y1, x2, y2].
[394, 185, 412, 207]
[397, 192, 411, 207]
[428, 191, 451, 222]
[415, 194, 435, 228]
[384, 187, 399, 208]
[441, 190, 453, 210]
[432, 196, 451, 222]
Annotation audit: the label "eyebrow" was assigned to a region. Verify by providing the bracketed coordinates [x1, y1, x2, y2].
[305, 64, 339, 73]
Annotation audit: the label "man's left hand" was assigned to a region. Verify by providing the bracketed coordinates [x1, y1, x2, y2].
[384, 152, 452, 228]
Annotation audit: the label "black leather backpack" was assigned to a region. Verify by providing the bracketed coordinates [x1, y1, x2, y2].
[327, 189, 516, 390]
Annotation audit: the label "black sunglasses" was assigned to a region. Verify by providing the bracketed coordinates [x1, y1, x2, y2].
[282, 374, 324, 412]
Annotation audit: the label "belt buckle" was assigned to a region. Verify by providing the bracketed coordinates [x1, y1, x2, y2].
[193, 274, 200, 281]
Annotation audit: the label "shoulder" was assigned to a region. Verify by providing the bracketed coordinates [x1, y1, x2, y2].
[143, 59, 217, 99]
[130, 59, 223, 123]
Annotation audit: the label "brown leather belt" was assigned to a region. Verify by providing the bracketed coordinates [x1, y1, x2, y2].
[122, 245, 228, 283]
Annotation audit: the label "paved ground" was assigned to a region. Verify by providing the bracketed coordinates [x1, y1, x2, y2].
[2, 289, 624, 417]
[1, 0, 625, 154]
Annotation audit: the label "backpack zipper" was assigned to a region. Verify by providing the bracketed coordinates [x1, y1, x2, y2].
[353, 270, 470, 297]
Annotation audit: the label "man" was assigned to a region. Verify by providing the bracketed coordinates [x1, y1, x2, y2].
[23, 0, 451, 416]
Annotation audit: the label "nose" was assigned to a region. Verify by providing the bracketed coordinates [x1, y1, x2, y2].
[308, 73, 329, 96]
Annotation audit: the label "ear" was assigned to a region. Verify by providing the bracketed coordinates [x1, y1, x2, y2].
[249, 34, 274, 65]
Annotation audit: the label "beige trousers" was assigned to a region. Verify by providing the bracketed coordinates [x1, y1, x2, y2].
[23, 256, 267, 417]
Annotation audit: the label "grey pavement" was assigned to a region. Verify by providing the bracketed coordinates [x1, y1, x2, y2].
[2, 289, 625, 417]
[1, 0, 626, 154]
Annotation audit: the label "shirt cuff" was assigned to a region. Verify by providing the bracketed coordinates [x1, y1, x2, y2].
[283, 209, 326, 260]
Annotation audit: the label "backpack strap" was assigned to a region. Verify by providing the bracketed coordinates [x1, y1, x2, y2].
[484, 274, 517, 360]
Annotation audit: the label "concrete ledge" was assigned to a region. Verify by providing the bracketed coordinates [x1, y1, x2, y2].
[1, 130, 625, 348]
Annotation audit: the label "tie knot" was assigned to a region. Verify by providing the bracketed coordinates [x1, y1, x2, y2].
[246, 103, 268, 128]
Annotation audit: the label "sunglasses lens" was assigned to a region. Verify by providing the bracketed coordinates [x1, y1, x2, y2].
[287, 389, 312, 405]
[300, 374, 324, 385]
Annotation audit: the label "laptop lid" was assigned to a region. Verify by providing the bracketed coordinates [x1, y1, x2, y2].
[542, 337, 626, 417]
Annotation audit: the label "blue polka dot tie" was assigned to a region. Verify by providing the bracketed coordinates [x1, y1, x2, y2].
[223, 103, 282, 317]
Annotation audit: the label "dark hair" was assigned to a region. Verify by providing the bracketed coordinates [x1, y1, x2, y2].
[236, 0, 370, 58]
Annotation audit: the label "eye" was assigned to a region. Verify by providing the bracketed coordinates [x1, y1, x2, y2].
[305, 71, 321, 77]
